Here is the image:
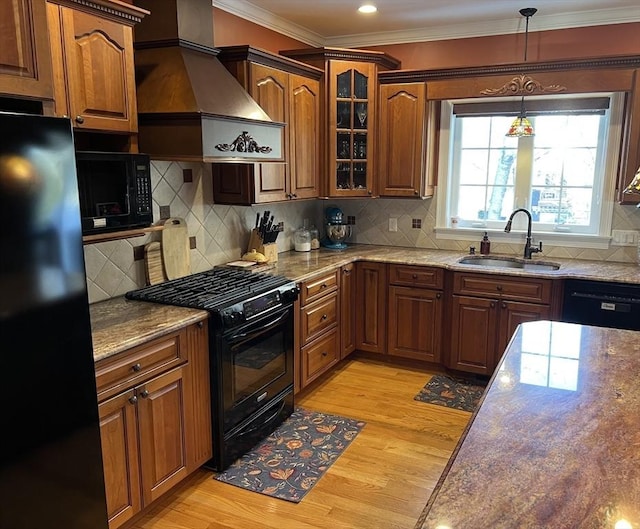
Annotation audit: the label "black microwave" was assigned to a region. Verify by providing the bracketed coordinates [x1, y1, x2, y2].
[75, 151, 153, 235]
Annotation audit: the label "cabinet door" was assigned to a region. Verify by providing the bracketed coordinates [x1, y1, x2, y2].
[450, 295, 498, 375]
[378, 83, 427, 197]
[340, 263, 356, 358]
[250, 63, 289, 202]
[99, 390, 141, 529]
[289, 73, 321, 199]
[355, 262, 387, 353]
[0, 0, 53, 100]
[56, 6, 137, 132]
[137, 367, 188, 506]
[329, 61, 376, 197]
[498, 301, 551, 361]
[388, 286, 442, 362]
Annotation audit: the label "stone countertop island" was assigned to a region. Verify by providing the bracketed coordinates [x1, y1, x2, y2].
[416, 320, 640, 529]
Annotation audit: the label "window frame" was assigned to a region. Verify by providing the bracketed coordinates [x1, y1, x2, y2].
[435, 92, 625, 249]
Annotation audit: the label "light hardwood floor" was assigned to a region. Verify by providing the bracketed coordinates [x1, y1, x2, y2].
[126, 356, 470, 529]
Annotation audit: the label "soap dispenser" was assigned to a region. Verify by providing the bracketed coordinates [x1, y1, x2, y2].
[480, 232, 491, 255]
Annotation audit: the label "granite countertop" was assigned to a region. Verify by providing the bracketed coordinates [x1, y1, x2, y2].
[89, 244, 640, 362]
[90, 296, 208, 362]
[416, 320, 640, 529]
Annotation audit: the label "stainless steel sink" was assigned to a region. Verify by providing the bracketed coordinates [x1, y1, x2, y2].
[458, 256, 560, 271]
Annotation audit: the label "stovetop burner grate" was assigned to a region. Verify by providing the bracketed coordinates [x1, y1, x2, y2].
[125, 266, 293, 311]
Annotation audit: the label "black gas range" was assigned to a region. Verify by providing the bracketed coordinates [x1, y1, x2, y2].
[126, 266, 299, 470]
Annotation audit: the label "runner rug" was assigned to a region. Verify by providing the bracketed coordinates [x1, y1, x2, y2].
[414, 374, 487, 412]
[214, 407, 365, 503]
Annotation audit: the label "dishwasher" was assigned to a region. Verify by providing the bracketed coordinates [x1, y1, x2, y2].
[562, 279, 640, 331]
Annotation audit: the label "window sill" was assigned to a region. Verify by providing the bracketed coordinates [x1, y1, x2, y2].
[434, 227, 612, 249]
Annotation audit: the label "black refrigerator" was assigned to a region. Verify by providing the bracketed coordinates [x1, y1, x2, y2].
[0, 112, 109, 528]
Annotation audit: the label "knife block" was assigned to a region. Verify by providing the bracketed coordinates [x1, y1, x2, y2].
[247, 229, 278, 263]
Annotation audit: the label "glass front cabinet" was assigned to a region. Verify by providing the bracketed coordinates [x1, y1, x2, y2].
[280, 47, 401, 198]
[330, 61, 376, 196]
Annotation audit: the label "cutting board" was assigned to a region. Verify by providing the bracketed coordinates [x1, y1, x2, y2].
[144, 241, 166, 285]
[162, 217, 190, 280]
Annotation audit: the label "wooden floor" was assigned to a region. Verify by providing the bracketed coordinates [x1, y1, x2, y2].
[126, 356, 470, 529]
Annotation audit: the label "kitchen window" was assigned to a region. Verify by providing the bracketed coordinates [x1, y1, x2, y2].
[436, 93, 624, 248]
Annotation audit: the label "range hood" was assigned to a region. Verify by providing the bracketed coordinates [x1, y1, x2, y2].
[133, 0, 284, 162]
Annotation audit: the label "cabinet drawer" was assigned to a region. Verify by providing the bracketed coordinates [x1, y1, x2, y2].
[301, 292, 339, 344]
[389, 264, 443, 288]
[300, 270, 339, 305]
[453, 272, 551, 304]
[95, 330, 186, 401]
[301, 329, 340, 386]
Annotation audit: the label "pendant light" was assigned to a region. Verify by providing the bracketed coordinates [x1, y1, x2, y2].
[506, 7, 537, 137]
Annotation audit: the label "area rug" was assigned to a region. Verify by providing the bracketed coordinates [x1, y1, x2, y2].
[214, 407, 365, 503]
[414, 374, 487, 412]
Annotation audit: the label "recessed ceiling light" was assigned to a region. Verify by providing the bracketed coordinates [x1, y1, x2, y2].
[358, 4, 377, 14]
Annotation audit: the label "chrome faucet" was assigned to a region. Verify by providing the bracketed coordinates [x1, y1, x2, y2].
[504, 208, 542, 259]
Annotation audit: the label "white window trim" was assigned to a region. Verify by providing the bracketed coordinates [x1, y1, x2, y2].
[435, 93, 625, 250]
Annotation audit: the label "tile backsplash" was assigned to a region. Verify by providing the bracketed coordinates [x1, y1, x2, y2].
[85, 160, 640, 304]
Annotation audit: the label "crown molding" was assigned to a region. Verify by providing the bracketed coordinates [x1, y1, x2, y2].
[213, 1, 640, 49]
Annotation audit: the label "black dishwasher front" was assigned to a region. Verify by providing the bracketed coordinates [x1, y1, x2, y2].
[562, 279, 640, 331]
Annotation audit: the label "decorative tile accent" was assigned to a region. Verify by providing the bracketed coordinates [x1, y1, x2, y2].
[412, 218, 422, 229]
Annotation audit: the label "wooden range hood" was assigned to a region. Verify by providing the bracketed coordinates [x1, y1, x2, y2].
[133, 0, 284, 163]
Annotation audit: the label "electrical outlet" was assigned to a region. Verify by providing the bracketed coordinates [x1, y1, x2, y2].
[389, 217, 398, 232]
[611, 229, 639, 246]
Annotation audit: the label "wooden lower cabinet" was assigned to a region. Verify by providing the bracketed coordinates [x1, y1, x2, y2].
[355, 262, 387, 353]
[387, 285, 442, 362]
[301, 328, 340, 386]
[96, 321, 211, 529]
[449, 272, 553, 375]
[340, 263, 356, 358]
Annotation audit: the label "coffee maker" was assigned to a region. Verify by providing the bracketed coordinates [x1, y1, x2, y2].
[322, 206, 351, 249]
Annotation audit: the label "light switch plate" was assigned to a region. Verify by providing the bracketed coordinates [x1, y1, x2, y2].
[611, 229, 639, 246]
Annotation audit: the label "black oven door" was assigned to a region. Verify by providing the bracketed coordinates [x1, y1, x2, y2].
[218, 304, 294, 432]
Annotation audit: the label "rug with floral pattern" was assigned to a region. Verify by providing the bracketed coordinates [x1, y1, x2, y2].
[214, 407, 365, 503]
[414, 374, 487, 412]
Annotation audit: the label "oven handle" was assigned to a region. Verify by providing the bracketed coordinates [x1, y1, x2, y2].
[236, 399, 287, 438]
[226, 308, 290, 343]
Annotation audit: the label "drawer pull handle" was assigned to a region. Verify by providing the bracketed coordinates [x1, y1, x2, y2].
[139, 390, 150, 398]
[75, 115, 85, 124]
[321, 314, 328, 320]
[321, 283, 327, 289]
[322, 351, 328, 357]
[128, 395, 137, 405]
[497, 285, 503, 291]
[132, 363, 142, 372]
[502, 302, 507, 309]
[412, 274, 418, 279]
[436, 293, 442, 299]
[490, 301, 496, 308]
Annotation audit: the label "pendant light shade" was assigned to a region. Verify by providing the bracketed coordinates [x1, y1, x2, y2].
[506, 8, 537, 137]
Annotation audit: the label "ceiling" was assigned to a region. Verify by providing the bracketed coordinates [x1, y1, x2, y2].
[213, 0, 640, 48]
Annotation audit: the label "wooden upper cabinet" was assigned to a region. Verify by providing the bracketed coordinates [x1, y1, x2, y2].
[46, 0, 146, 133]
[378, 82, 431, 198]
[0, 0, 53, 102]
[289, 73, 321, 199]
[214, 46, 323, 204]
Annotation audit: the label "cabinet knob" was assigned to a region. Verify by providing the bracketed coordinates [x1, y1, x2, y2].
[321, 283, 327, 289]
[128, 395, 138, 405]
[412, 274, 418, 279]
[343, 268, 351, 275]
[75, 115, 85, 124]
[436, 293, 442, 299]
[367, 190, 372, 195]
[321, 314, 328, 320]
[413, 190, 419, 195]
[291, 193, 297, 199]
[132, 363, 142, 372]
[502, 302, 507, 309]
[321, 351, 328, 357]
[490, 301, 496, 308]
[139, 389, 150, 398]
[496, 285, 503, 291]
[197, 321, 204, 328]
